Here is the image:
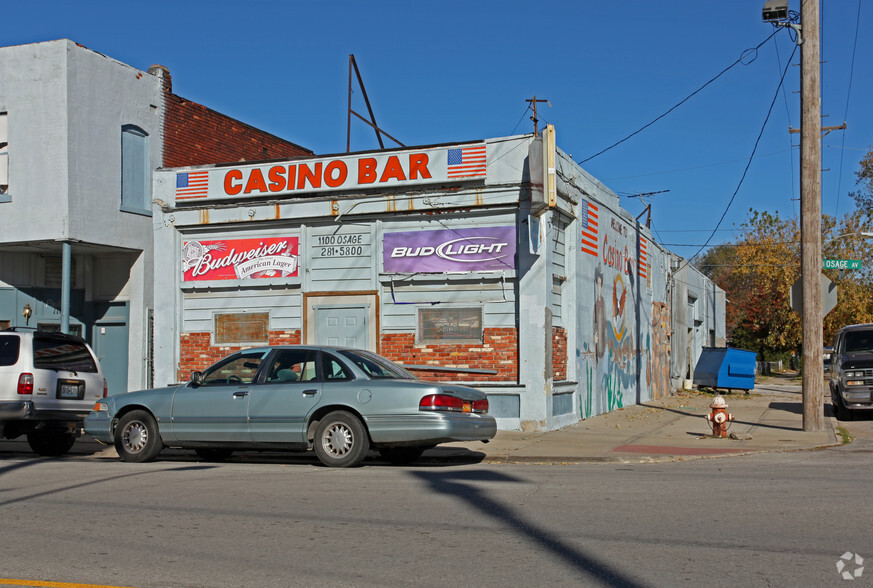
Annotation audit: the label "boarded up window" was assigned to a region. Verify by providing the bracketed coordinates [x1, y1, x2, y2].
[215, 312, 269, 345]
[417, 307, 482, 344]
[121, 125, 150, 213]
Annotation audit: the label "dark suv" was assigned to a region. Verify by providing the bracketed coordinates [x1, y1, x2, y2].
[829, 323, 873, 420]
[0, 328, 106, 455]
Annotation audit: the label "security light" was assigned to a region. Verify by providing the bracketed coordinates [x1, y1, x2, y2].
[762, 0, 789, 22]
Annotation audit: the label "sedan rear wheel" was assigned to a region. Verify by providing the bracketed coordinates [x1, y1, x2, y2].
[313, 411, 369, 467]
[115, 410, 163, 463]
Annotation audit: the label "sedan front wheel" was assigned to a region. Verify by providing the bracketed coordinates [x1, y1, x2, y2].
[313, 411, 369, 467]
[115, 410, 163, 463]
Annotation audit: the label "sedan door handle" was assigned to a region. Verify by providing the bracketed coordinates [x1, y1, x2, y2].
[302, 389, 318, 396]
[233, 391, 249, 398]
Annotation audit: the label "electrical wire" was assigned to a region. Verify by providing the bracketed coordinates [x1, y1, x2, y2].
[577, 28, 782, 165]
[773, 38, 798, 215]
[510, 104, 533, 135]
[674, 41, 799, 272]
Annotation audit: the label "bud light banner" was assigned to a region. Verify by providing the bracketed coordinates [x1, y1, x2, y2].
[182, 236, 299, 281]
[383, 226, 516, 273]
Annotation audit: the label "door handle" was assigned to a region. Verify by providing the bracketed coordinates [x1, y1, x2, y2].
[233, 391, 249, 398]
[302, 389, 317, 396]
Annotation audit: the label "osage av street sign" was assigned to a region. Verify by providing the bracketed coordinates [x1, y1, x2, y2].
[823, 259, 862, 270]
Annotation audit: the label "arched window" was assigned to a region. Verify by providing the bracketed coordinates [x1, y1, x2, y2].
[121, 125, 150, 214]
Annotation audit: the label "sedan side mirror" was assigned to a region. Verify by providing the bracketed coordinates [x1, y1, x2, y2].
[190, 371, 204, 387]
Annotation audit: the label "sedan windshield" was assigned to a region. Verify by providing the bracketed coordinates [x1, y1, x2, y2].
[338, 349, 415, 380]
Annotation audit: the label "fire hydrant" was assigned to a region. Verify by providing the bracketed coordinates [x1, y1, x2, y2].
[705, 395, 734, 437]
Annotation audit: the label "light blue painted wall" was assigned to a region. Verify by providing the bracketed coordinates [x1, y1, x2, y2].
[152, 133, 725, 431]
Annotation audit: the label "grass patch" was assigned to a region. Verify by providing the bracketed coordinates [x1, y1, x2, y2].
[836, 426, 854, 445]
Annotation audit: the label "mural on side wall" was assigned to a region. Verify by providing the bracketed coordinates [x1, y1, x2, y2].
[647, 301, 671, 400]
[579, 201, 673, 418]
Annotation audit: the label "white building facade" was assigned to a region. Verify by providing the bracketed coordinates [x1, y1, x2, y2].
[152, 127, 725, 431]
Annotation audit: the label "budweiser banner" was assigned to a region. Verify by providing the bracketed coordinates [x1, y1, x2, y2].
[182, 237, 299, 281]
[383, 226, 516, 273]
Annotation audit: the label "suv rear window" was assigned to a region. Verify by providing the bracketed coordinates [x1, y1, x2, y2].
[33, 336, 98, 372]
[0, 335, 21, 366]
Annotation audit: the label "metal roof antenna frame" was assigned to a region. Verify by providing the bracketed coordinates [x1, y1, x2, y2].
[347, 54, 405, 153]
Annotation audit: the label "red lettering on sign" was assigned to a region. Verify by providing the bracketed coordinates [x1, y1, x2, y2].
[287, 165, 297, 191]
[297, 162, 322, 190]
[225, 170, 243, 195]
[324, 160, 348, 188]
[409, 153, 431, 180]
[358, 158, 377, 184]
[267, 166, 286, 192]
[380, 155, 406, 183]
[244, 169, 268, 194]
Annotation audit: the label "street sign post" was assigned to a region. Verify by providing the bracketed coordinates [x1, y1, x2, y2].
[790, 273, 837, 316]
[823, 259, 862, 270]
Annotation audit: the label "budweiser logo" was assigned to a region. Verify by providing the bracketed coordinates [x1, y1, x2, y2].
[182, 237, 299, 281]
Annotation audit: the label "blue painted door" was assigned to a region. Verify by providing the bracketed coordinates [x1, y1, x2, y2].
[94, 322, 129, 396]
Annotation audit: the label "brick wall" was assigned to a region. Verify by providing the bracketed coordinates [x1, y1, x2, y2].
[552, 326, 568, 382]
[155, 67, 312, 168]
[380, 328, 518, 383]
[178, 330, 301, 382]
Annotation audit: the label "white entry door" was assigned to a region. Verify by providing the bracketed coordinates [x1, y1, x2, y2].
[314, 304, 370, 349]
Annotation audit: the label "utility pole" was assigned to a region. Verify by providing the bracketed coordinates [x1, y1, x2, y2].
[526, 96, 551, 135]
[799, 0, 824, 431]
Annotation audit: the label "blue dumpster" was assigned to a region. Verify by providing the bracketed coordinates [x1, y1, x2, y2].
[693, 347, 757, 391]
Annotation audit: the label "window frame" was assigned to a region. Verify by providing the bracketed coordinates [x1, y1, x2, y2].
[416, 306, 484, 345]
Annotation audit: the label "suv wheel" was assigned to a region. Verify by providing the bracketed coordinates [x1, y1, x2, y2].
[834, 396, 854, 421]
[26, 430, 77, 457]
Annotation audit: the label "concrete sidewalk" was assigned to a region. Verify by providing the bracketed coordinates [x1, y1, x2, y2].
[433, 380, 841, 464]
[2, 377, 839, 465]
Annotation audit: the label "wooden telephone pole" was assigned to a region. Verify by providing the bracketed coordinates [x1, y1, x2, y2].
[799, 0, 825, 432]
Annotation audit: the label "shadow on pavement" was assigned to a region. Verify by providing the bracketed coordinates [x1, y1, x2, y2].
[412, 469, 647, 587]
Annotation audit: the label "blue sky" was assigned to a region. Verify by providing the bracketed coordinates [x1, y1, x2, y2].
[5, 0, 870, 259]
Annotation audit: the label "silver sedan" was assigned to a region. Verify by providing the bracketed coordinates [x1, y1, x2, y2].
[84, 346, 496, 467]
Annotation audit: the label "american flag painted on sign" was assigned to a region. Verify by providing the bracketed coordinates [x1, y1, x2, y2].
[176, 171, 209, 200]
[638, 236, 648, 279]
[580, 199, 599, 256]
[447, 144, 487, 178]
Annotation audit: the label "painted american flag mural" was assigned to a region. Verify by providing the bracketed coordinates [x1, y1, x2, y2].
[580, 199, 599, 256]
[638, 236, 648, 280]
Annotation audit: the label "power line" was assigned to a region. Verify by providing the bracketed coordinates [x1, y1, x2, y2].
[679, 40, 799, 270]
[577, 29, 781, 165]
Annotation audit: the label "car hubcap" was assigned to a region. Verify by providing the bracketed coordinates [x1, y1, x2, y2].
[323, 423, 352, 456]
[123, 421, 148, 453]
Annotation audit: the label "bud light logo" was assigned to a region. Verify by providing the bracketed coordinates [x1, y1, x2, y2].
[383, 227, 516, 273]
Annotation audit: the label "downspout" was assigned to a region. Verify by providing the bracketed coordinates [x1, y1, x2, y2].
[60, 240, 71, 334]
